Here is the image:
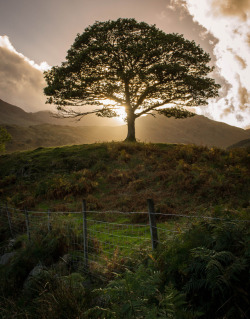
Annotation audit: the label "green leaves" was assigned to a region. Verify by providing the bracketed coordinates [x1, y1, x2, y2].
[90, 266, 196, 318]
[158, 107, 195, 119]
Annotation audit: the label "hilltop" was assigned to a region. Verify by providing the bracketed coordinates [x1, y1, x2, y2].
[0, 142, 249, 214]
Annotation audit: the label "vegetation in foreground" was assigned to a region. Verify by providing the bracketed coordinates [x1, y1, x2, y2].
[0, 216, 249, 319]
[0, 142, 249, 215]
[0, 142, 249, 318]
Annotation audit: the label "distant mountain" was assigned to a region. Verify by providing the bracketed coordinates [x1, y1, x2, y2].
[4, 124, 125, 152]
[135, 113, 250, 149]
[1, 99, 250, 152]
[0, 99, 41, 126]
[0, 99, 120, 127]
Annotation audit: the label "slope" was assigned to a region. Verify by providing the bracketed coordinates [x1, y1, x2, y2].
[0, 142, 249, 214]
[136, 113, 250, 148]
[0, 99, 120, 127]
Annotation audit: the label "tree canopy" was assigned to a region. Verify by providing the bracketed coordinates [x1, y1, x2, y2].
[44, 18, 220, 141]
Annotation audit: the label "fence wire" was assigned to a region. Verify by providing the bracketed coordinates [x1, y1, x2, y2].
[1, 204, 249, 279]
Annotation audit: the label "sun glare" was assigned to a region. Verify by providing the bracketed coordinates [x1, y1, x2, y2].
[102, 99, 127, 123]
[115, 106, 127, 123]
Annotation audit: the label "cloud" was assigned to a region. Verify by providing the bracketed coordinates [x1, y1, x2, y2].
[170, 0, 250, 128]
[0, 36, 50, 112]
[212, 0, 250, 21]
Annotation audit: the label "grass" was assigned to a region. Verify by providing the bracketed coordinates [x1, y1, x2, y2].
[0, 213, 249, 319]
[0, 142, 249, 216]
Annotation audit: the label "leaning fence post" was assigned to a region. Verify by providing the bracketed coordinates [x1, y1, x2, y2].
[47, 209, 51, 232]
[25, 208, 31, 241]
[82, 200, 88, 270]
[147, 199, 158, 250]
[6, 204, 14, 238]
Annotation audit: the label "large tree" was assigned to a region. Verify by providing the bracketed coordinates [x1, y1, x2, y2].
[44, 18, 220, 141]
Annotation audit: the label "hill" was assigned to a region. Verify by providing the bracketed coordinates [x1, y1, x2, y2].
[0, 99, 120, 127]
[227, 138, 250, 149]
[3, 124, 125, 152]
[0, 99, 41, 126]
[0, 142, 249, 319]
[0, 142, 249, 213]
[135, 113, 250, 148]
[1, 99, 250, 151]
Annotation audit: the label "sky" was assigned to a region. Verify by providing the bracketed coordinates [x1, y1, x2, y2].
[0, 0, 249, 129]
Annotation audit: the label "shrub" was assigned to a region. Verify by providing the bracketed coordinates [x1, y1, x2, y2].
[157, 220, 250, 318]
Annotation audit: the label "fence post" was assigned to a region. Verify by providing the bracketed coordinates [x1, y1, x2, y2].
[47, 209, 51, 232]
[6, 204, 14, 238]
[82, 200, 88, 270]
[147, 199, 158, 250]
[25, 209, 31, 241]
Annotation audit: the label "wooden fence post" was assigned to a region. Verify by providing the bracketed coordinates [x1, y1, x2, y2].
[82, 200, 88, 270]
[6, 204, 14, 238]
[147, 199, 158, 250]
[47, 210, 51, 232]
[25, 209, 31, 241]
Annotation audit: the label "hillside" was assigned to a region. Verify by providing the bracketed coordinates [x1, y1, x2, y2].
[1, 142, 249, 319]
[1, 99, 250, 151]
[0, 99, 120, 127]
[227, 138, 250, 149]
[0, 142, 249, 213]
[4, 115, 250, 152]
[3, 124, 125, 152]
[135, 113, 250, 148]
[0, 99, 42, 126]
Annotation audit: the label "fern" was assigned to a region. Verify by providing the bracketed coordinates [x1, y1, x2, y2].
[182, 223, 250, 318]
[89, 266, 198, 318]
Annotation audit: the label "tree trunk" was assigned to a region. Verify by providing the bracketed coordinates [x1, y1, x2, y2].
[125, 114, 136, 142]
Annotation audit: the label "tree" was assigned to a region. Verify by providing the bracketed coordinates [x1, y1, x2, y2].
[0, 127, 11, 153]
[44, 18, 220, 142]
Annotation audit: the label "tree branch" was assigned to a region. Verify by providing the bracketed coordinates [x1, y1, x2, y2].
[135, 99, 173, 118]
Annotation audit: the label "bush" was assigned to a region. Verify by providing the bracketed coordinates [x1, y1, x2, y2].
[157, 220, 250, 318]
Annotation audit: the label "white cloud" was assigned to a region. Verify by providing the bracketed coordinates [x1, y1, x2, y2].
[170, 0, 250, 128]
[0, 35, 50, 112]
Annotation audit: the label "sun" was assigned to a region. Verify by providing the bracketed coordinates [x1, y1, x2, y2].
[102, 99, 127, 123]
[114, 106, 127, 123]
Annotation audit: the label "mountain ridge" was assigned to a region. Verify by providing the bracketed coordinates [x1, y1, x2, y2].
[1, 98, 250, 151]
[0, 99, 120, 127]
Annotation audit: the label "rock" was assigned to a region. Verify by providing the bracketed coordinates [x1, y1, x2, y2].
[29, 263, 44, 277]
[23, 263, 45, 290]
[0, 251, 16, 265]
[8, 239, 16, 248]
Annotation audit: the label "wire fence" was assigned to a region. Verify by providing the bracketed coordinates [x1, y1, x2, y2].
[1, 200, 249, 279]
